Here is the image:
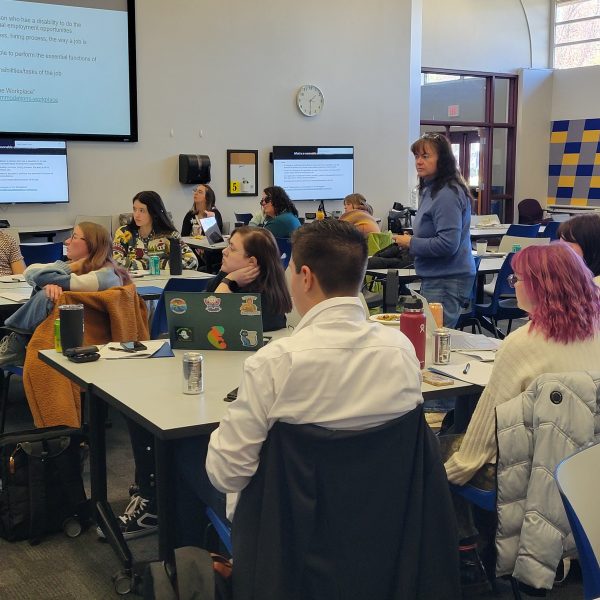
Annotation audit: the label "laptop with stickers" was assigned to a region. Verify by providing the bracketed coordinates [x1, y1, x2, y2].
[164, 291, 264, 351]
[199, 216, 224, 246]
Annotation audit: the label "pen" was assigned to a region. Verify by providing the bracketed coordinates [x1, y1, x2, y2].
[463, 363, 471, 375]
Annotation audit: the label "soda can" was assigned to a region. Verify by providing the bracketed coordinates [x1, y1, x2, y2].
[149, 254, 160, 275]
[54, 318, 62, 353]
[433, 327, 451, 365]
[183, 352, 204, 394]
[511, 244, 522, 253]
[429, 302, 444, 328]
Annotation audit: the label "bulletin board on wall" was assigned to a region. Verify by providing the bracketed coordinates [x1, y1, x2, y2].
[548, 118, 600, 207]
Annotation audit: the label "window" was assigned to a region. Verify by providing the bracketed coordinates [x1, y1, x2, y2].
[554, 0, 600, 69]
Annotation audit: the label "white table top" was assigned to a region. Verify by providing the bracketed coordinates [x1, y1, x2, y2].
[182, 236, 228, 251]
[367, 255, 504, 278]
[39, 330, 484, 437]
[0, 269, 213, 305]
[14, 225, 73, 234]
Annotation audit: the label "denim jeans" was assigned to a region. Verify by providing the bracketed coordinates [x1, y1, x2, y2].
[420, 275, 475, 329]
[4, 290, 53, 335]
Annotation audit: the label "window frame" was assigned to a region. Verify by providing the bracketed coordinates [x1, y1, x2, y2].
[553, 0, 600, 69]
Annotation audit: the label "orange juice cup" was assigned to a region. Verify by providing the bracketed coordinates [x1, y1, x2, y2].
[429, 302, 444, 328]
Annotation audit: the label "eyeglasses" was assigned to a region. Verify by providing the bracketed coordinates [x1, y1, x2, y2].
[507, 274, 520, 288]
[70, 232, 85, 241]
[260, 198, 271, 206]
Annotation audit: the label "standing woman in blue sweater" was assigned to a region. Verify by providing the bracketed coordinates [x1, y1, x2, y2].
[394, 133, 475, 327]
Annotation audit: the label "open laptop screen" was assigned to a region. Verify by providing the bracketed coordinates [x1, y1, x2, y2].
[199, 216, 224, 245]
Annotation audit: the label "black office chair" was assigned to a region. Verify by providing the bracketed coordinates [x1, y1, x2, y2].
[234, 213, 253, 226]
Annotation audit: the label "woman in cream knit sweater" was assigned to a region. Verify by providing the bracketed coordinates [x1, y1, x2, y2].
[445, 243, 600, 485]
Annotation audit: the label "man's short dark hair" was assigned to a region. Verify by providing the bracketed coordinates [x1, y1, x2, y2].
[291, 220, 367, 296]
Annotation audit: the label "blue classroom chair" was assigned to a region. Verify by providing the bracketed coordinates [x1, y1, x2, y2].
[20, 242, 64, 266]
[505, 224, 540, 238]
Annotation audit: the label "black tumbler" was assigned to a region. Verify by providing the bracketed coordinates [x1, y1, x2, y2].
[169, 237, 183, 275]
[59, 304, 84, 354]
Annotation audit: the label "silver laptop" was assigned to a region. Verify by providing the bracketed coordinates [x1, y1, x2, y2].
[199, 216, 224, 246]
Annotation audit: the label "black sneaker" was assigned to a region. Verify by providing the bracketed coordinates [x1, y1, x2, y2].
[96, 494, 158, 540]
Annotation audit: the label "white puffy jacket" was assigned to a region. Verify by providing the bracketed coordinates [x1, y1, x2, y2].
[495, 370, 600, 590]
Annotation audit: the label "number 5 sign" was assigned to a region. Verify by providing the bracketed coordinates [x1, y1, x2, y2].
[227, 150, 258, 197]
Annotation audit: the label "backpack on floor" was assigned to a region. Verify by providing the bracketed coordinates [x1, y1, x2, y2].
[0, 425, 89, 543]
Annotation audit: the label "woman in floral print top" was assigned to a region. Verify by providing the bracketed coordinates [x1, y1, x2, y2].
[113, 190, 198, 271]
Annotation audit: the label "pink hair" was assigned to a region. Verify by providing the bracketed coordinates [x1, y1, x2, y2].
[511, 243, 600, 343]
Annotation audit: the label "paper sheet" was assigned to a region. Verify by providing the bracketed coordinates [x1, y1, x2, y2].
[455, 350, 497, 362]
[429, 361, 494, 387]
[98, 340, 171, 359]
[450, 331, 502, 351]
[0, 291, 31, 302]
[0, 275, 26, 283]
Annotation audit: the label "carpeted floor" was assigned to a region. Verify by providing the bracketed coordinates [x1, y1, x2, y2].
[0, 344, 586, 599]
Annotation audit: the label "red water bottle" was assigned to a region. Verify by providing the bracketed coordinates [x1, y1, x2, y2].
[400, 297, 426, 368]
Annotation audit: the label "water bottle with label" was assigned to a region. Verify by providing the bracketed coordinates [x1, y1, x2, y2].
[400, 297, 426, 368]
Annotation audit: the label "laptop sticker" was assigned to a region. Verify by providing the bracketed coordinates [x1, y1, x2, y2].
[240, 295, 261, 316]
[169, 298, 188, 314]
[207, 325, 227, 349]
[176, 327, 193, 342]
[240, 329, 259, 348]
[204, 295, 222, 313]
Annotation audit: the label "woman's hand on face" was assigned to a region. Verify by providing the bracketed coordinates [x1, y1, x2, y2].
[44, 284, 64, 302]
[393, 234, 412, 249]
[228, 265, 260, 286]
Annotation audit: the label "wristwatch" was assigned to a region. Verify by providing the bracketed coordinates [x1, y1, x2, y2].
[222, 277, 239, 292]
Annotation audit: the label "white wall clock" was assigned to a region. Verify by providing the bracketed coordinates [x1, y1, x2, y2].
[296, 84, 324, 117]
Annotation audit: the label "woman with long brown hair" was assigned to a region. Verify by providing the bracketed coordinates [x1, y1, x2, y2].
[207, 225, 292, 330]
[0, 221, 131, 365]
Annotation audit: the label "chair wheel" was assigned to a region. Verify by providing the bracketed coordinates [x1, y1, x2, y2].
[63, 517, 82, 538]
[112, 570, 133, 595]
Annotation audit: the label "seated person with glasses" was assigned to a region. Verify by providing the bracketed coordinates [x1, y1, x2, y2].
[0, 230, 25, 276]
[445, 244, 600, 485]
[0, 222, 131, 366]
[442, 245, 600, 575]
[257, 186, 301, 239]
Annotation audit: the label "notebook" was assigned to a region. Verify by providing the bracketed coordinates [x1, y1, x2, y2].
[199, 216, 224, 246]
[164, 291, 264, 351]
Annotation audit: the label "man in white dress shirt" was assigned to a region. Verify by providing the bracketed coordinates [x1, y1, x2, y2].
[206, 219, 424, 516]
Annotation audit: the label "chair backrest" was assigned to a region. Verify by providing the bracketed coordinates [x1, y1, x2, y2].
[19, 242, 64, 266]
[556, 442, 600, 600]
[539, 220, 561, 240]
[506, 223, 540, 237]
[275, 237, 292, 269]
[366, 231, 393, 256]
[234, 213, 253, 226]
[487, 253, 518, 310]
[518, 198, 544, 224]
[73, 215, 113, 235]
[471, 214, 501, 227]
[150, 277, 210, 339]
[498, 235, 550, 253]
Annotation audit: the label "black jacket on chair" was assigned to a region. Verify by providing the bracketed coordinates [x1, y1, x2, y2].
[231, 406, 460, 600]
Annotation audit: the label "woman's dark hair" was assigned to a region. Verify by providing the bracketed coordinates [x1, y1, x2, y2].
[263, 186, 298, 217]
[192, 184, 216, 213]
[230, 226, 292, 314]
[410, 133, 471, 201]
[127, 190, 176, 236]
[557, 214, 600, 277]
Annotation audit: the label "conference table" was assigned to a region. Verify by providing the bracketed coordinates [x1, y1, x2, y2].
[38, 331, 486, 569]
[181, 235, 228, 251]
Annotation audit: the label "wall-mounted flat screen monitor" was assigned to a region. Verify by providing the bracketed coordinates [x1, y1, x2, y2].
[0, 0, 137, 142]
[0, 139, 69, 204]
[272, 146, 354, 202]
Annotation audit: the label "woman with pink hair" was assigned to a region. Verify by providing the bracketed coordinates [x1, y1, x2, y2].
[445, 243, 600, 486]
